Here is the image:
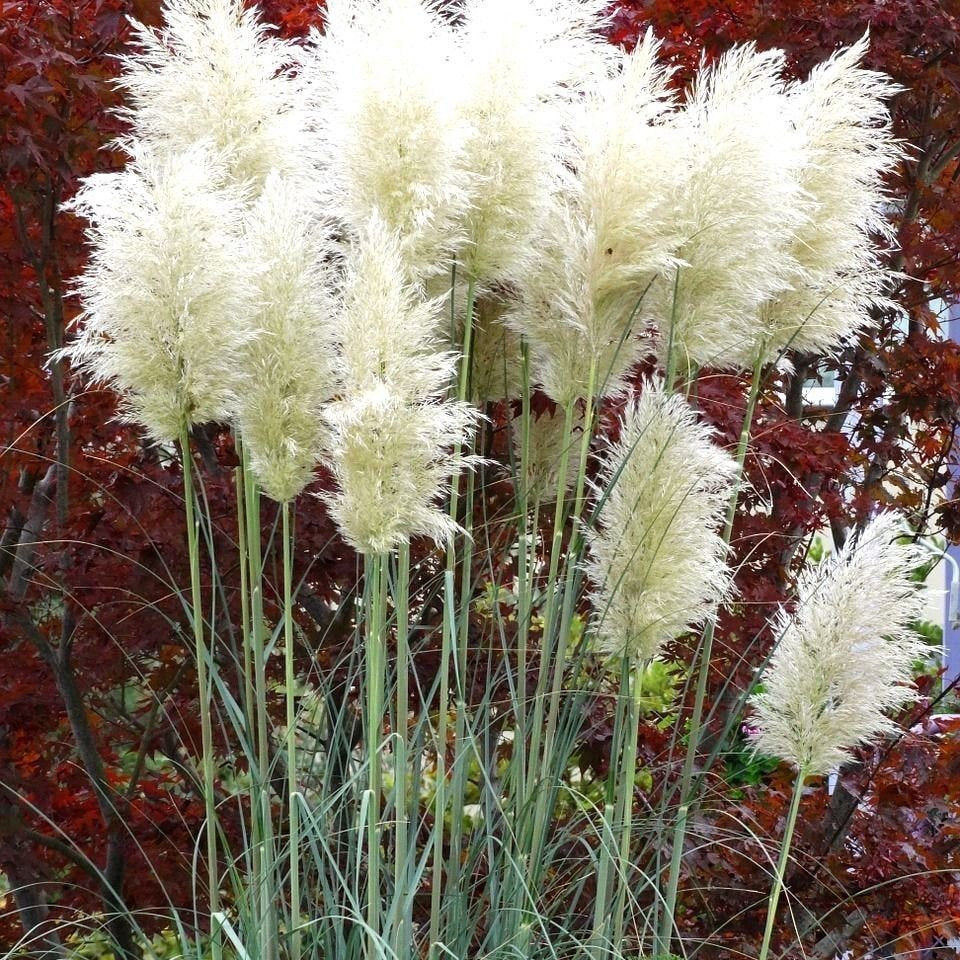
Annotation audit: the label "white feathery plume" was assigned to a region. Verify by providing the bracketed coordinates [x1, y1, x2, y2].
[645, 44, 809, 371]
[324, 217, 478, 553]
[323, 384, 476, 554]
[759, 35, 903, 360]
[336, 216, 457, 400]
[306, 0, 469, 279]
[506, 34, 680, 405]
[61, 143, 253, 442]
[453, 0, 611, 285]
[117, 0, 316, 190]
[585, 382, 737, 663]
[233, 175, 339, 503]
[748, 513, 927, 776]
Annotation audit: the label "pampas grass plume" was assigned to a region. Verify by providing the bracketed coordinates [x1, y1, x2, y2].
[324, 217, 478, 553]
[506, 33, 679, 404]
[760, 35, 903, 360]
[307, 0, 469, 278]
[453, 0, 610, 285]
[62, 144, 253, 442]
[586, 382, 737, 663]
[234, 175, 339, 503]
[748, 513, 927, 776]
[119, 0, 315, 190]
[646, 43, 808, 371]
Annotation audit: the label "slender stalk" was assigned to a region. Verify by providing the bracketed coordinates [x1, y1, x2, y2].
[659, 347, 766, 954]
[178, 425, 220, 957]
[758, 773, 806, 960]
[529, 358, 598, 860]
[524, 395, 575, 804]
[611, 659, 641, 948]
[365, 553, 388, 960]
[233, 447, 260, 946]
[390, 544, 412, 960]
[654, 804, 688, 957]
[663, 267, 682, 392]
[281, 501, 301, 960]
[243, 455, 277, 960]
[588, 802, 616, 960]
[428, 567, 455, 960]
[234, 447, 255, 759]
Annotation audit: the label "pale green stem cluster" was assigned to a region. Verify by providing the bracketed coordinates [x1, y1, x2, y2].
[172, 273, 797, 960]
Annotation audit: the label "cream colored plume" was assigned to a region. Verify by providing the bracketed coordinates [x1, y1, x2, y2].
[324, 218, 478, 553]
[62, 144, 253, 442]
[324, 384, 476, 554]
[645, 44, 809, 371]
[118, 0, 315, 190]
[336, 217, 458, 400]
[307, 0, 469, 279]
[586, 382, 737, 663]
[233, 175, 339, 503]
[453, 0, 611, 285]
[513, 407, 583, 503]
[506, 33, 680, 405]
[759, 35, 903, 361]
[748, 513, 927, 776]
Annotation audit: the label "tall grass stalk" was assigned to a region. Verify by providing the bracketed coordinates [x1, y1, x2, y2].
[390, 543, 413, 960]
[281, 501, 301, 959]
[757, 772, 806, 960]
[177, 425, 221, 960]
[241, 453, 278, 960]
[363, 552, 389, 960]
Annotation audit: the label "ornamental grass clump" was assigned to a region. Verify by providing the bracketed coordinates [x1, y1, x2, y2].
[54, 1, 926, 958]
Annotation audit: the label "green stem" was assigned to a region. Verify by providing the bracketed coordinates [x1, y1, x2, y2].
[234, 448, 255, 762]
[178, 425, 220, 955]
[391, 544, 412, 960]
[365, 553, 388, 960]
[430, 278, 476, 957]
[243, 455, 276, 960]
[663, 266, 682, 392]
[282, 501, 301, 960]
[758, 772, 806, 960]
[588, 802, 616, 960]
[612, 660, 641, 948]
